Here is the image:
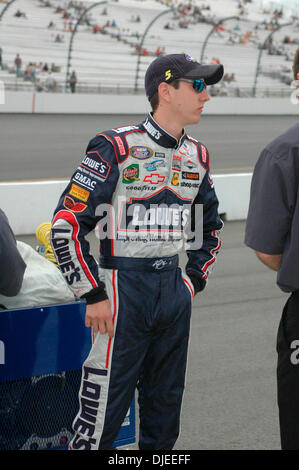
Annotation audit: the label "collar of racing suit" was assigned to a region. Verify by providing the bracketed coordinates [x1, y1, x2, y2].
[141, 113, 187, 150]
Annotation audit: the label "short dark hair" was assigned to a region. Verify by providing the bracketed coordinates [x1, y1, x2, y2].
[293, 48, 299, 80]
[150, 80, 180, 113]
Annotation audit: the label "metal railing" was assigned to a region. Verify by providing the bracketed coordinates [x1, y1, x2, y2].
[0, 0, 296, 98]
[2, 78, 292, 98]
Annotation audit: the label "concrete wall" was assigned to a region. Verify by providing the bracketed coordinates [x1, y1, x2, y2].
[0, 90, 298, 115]
[0, 173, 252, 235]
[1, 91, 297, 234]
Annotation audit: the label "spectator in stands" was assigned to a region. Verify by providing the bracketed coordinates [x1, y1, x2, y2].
[45, 72, 57, 92]
[16, 9, 27, 18]
[0, 208, 26, 298]
[69, 70, 77, 93]
[55, 33, 63, 43]
[14, 54, 22, 77]
[51, 63, 60, 73]
[245, 48, 299, 450]
[35, 78, 44, 92]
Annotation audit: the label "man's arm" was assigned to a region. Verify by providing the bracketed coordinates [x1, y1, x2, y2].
[186, 171, 223, 294]
[255, 251, 282, 272]
[50, 136, 120, 337]
[245, 148, 295, 271]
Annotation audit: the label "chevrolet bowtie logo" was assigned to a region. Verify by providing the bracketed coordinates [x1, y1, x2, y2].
[143, 174, 165, 184]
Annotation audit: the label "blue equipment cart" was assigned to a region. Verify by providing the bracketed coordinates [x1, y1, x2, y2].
[0, 301, 135, 450]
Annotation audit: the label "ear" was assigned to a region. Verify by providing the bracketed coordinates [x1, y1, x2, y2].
[297, 72, 299, 81]
[157, 82, 171, 102]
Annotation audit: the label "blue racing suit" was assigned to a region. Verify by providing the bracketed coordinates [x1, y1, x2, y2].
[51, 113, 223, 450]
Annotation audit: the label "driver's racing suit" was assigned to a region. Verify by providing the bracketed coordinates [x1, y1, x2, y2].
[51, 113, 223, 450]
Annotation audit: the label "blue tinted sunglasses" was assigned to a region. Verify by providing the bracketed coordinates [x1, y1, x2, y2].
[179, 78, 206, 92]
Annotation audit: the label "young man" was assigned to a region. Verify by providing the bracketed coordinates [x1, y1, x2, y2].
[51, 53, 224, 450]
[245, 48, 299, 450]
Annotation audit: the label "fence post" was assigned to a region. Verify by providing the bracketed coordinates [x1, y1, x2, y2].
[134, 7, 175, 93]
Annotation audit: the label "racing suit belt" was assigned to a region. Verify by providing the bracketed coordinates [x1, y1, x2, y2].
[99, 255, 178, 272]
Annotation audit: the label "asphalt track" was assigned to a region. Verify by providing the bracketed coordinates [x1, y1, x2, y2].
[4, 113, 296, 450]
[1, 114, 298, 181]
[19, 221, 288, 450]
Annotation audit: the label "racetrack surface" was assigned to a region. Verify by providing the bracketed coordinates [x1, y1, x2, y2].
[1, 114, 298, 181]
[20, 221, 287, 450]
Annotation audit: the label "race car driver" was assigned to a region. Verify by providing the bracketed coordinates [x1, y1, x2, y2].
[50, 53, 224, 450]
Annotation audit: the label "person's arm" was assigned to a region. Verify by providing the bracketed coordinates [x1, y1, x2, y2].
[50, 136, 120, 336]
[186, 170, 223, 295]
[245, 148, 295, 266]
[0, 209, 26, 297]
[255, 251, 282, 272]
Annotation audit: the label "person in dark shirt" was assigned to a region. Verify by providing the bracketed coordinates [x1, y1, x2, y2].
[245, 48, 299, 449]
[0, 209, 26, 297]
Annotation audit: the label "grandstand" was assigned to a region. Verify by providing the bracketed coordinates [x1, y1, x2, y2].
[0, 0, 298, 96]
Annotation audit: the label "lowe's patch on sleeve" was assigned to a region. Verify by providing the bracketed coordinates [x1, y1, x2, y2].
[80, 151, 111, 180]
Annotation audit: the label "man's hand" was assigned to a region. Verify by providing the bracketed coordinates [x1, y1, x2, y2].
[85, 300, 114, 338]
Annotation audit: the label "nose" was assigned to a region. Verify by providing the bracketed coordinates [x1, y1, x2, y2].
[200, 88, 210, 102]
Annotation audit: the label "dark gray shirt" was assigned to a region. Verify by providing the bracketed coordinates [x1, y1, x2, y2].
[245, 123, 299, 293]
[0, 209, 26, 297]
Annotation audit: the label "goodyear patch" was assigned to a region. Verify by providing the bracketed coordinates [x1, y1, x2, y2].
[69, 184, 90, 202]
[129, 146, 153, 160]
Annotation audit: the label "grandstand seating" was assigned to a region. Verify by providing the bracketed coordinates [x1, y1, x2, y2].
[0, 0, 297, 95]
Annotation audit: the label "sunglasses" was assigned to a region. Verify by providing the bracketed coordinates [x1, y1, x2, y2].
[178, 78, 206, 92]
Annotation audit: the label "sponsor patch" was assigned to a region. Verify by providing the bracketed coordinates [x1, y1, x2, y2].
[182, 172, 199, 180]
[184, 160, 196, 169]
[113, 125, 139, 133]
[129, 146, 153, 160]
[143, 118, 162, 140]
[171, 172, 180, 186]
[172, 155, 182, 172]
[200, 144, 207, 163]
[69, 184, 90, 202]
[80, 152, 111, 179]
[155, 152, 165, 158]
[73, 171, 97, 191]
[114, 136, 126, 156]
[144, 159, 165, 171]
[143, 173, 165, 184]
[179, 142, 193, 157]
[63, 196, 88, 213]
[165, 69, 172, 81]
[122, 164, 140, 184]
[185, 54, 195, 62]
